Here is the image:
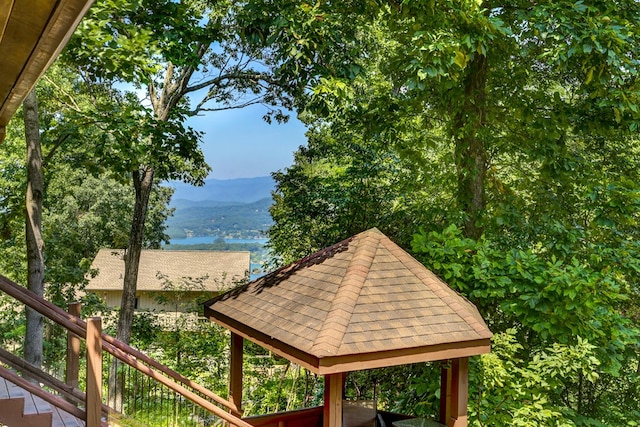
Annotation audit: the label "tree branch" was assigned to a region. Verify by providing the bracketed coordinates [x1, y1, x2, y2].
[42, 76, 83, 113]
[191, 97, 266, 114]
[42, 133, 71, 167]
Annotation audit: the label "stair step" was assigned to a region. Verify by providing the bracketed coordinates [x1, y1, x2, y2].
[0, 376, 25, 426]
[5, 378, 24, 399]
[0, 375, 85, 427]
[52, 406, 84, 427]
[0, 374, 10, 399]
[25, 393, 51, 416]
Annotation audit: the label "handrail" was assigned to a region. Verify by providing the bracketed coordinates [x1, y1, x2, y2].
[0, 274, 235, 408]
[0, 364, 86, 419]
[0, 345, 85, 408]
[102, 323, 237, 410]
[0, 274, 253, 427]
[0, 345, 113, 416]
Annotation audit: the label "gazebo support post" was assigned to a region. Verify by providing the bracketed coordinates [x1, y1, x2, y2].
[439, 362, 450, 424]
[229, 332, 244, 417]
[440, 357, 469, 427]
[323, 372, 345, 427]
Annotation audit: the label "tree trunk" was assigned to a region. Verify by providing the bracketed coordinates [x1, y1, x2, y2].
[116, 167, 155, 344]
[23, 89, 45, 368]
[109, 167, 154, 411]
[453, 53, 488, 240]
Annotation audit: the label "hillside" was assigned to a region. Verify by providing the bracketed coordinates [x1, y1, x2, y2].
[164, 177, 275, 239]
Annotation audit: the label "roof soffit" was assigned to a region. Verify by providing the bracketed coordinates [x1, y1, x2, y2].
[0, 0, 94, 138]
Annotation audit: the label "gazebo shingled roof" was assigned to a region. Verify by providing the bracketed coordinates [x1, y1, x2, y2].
[204, 228, 492, 375]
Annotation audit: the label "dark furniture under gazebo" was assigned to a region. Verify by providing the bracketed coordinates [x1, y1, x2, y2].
[204, 228, 492, 427]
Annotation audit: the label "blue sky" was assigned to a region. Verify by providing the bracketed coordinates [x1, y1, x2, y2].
[187, 105, 308, 180]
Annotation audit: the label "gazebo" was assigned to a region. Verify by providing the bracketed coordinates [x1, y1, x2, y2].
[204, 228, 492, 427]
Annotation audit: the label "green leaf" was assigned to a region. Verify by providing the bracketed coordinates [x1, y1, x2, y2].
[454, 50, 468, 69]
[585, 66, 594, 84]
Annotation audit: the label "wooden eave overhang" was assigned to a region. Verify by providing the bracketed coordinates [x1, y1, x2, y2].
[205, 306, 491, 375]
[0, 0, 94, 141]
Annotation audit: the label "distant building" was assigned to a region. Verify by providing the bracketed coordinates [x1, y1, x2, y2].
[86, 249, 250, 312]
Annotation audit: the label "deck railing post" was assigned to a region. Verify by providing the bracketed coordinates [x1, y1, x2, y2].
[66, 302, 81, 389]
[86, 317, 103, 427]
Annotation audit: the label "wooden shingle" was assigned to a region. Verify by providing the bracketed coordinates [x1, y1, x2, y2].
[204, 228, 492, 374]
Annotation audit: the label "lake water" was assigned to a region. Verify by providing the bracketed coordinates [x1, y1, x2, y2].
[167, 236, 269, 245]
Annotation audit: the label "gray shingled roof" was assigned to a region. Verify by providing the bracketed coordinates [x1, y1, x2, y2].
[86, 249, 250, 292]
[204, 228, 492, 374]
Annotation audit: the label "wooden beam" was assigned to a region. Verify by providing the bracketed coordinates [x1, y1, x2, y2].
[243, 406, 323, 427]
[205, 309, 321, 373]
[0, 0, 15, 44]
[439, 361, 450, 425]
[207, 307, 491, 376]
[323, 373, 344, 427]
[229, 332, 243, 417]
[0, 0, 56, 119]
[317, 339, 490, 375]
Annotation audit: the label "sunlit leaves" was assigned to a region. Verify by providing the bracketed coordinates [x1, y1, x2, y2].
[412, 225, 636, 376]
[470, 330, 601, 426]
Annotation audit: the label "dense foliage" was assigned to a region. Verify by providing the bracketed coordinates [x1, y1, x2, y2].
[0, 64, 175, 369]
[260, 0, 640, 425]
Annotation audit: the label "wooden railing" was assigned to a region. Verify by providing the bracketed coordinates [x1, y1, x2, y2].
[0, 274, 253, 427]
[0, 344, 109, 416]
[243, 406, 324, 427]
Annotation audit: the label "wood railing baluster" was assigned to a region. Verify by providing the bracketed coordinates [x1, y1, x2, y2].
[66, 302, 81, 390]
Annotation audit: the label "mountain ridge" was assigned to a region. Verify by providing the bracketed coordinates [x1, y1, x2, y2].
[166, 176, 275, 205]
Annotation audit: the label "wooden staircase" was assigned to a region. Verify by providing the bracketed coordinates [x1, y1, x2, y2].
[0, 274, 252, 427]
[0, 376, 84, 427]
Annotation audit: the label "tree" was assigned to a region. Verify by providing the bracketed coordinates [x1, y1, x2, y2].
[266, 20, 454, 264]
[253, 1, 640, 422]
[243, 0, 640, 236]
[269, 120, 431, 265]
[44, 171, 174, 301]
[65, 0, 294, 345]
[0, 63, 174, 372]
[23, 90, 45, 369]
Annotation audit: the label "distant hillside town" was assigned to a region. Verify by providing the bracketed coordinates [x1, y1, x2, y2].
[165, 176, 275, 240]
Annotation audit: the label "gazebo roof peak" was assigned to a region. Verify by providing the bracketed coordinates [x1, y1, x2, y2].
[204, 228, 492, 374]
